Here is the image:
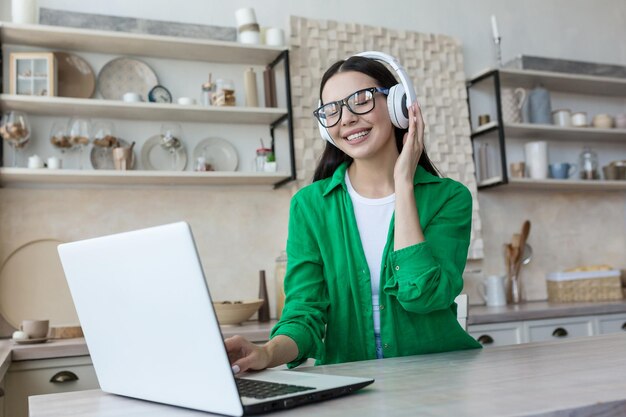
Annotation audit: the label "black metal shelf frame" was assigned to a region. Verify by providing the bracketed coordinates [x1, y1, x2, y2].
[466, 69, 509, 189]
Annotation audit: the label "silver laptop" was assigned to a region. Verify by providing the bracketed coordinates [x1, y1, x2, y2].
[57, 221, 373, 416]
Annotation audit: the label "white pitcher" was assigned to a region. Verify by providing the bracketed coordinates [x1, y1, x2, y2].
[500, 88, 526, 124]
[478, 275, 507, 307]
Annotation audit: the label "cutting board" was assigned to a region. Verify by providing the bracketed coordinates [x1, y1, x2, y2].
[0, 239, 79, 329]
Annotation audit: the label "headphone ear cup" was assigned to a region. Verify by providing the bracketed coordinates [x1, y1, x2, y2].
[318, 121, 336, 146]
[387, 84, 409, 129]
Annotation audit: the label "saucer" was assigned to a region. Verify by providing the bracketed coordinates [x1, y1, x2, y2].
[13, 337, 49, 345]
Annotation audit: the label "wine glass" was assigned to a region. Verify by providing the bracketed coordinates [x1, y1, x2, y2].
[92, 121, 117, 148]
[160, 123, 183, 170]
[0, 111, 31, 167]
[49, 120, 71, 157]
[67, 118, 92, 169]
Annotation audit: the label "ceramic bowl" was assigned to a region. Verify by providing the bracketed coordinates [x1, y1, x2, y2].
[213, 299, 264, 325]
[592, 114, 614, 129]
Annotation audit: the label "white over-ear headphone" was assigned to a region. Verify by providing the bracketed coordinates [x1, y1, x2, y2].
[317, 51, 417, 146]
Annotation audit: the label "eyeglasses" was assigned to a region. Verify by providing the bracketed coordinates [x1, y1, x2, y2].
[313, 87, 389, 128]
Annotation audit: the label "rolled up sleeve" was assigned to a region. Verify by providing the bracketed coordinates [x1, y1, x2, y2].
[383, 183, 472, 314]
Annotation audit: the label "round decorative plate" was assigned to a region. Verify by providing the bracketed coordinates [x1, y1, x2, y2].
[0, 239, 79, 328]
[192, 137, 239, 171]
[90, 138, 137, 170]
[97, 57, 158, 101]
[140, 135, 187, 171]
[55, 52, 96, 98]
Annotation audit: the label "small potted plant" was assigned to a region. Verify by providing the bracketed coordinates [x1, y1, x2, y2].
[264, 152, 277, 172]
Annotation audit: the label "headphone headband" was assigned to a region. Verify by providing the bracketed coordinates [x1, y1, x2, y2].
[317, 51, 418, 146]
[353, 51, 417, 107]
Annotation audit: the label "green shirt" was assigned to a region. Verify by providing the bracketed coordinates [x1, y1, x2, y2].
[270, 162, 481, 367]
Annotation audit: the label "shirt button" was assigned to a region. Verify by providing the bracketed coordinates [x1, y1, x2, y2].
[395, 265, 400, 271]
[379, 304, 385, 310]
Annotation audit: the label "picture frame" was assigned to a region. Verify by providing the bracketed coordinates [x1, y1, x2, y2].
[9, 52, 58, 96]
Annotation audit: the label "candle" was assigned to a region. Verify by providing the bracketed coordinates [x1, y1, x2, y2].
[491, 15, 500, 40]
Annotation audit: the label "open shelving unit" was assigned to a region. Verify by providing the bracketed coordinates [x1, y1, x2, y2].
[467, 68, 626, 191]
[0, 22, 296, 188]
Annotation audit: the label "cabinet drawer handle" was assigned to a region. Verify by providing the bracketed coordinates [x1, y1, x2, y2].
[552, 327, 568, 337]
[50, 370, 79, 383]
[477, 334, 494, 345]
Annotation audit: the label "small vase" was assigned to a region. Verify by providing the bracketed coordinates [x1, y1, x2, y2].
[258, 270, 270, 322]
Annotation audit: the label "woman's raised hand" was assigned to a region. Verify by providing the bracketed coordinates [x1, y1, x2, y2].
[394, 102, 425, 184]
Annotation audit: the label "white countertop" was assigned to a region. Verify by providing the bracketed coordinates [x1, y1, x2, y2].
[28, 333, 626, 417]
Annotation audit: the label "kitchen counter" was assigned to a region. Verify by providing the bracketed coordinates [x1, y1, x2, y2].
[28, 333, 626, 417]
[467, 299, 626, 325]
[2, 299, 625, 380]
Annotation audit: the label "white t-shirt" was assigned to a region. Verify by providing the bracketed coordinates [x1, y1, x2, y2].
[345, 171, 395, 336]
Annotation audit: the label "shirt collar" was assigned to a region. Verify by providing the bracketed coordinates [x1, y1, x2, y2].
[322, 162, 444, 197]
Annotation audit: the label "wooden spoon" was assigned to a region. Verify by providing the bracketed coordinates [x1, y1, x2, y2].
[513, 220, 531, 277]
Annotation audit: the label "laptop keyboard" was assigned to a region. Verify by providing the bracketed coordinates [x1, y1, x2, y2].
[236, 378, 315, 399]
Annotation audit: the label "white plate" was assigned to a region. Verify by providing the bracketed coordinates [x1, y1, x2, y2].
[90, 138, 136, 170]
[192, 137, 239, 171]
[0, 239, 79, 328]
[97, 57, 158, 101]
[140, 135, 187, 171]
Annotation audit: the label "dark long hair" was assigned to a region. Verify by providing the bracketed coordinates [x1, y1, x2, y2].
[312, 56, 440, 182]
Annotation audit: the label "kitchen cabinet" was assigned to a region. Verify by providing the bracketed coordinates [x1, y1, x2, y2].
[469, 311, 626, 347]
[4, 355, 99, 417]
[597, 312, 626, 334]
[525, 316, 594, 342]
[466, 68, 626, 190]
[467, 321, 524, 347]
[0, 22, 295, 188]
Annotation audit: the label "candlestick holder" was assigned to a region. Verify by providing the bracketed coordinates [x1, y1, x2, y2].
[494, 36, 503, 68]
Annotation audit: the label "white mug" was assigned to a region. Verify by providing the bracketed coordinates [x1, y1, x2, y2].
[552, 109, 572, 127]
[177, 97, 197, 106]
[478, 275, 507, 307]
[525, 141, 549, 179]
[122, 92, 142, 103]
[47, 156, 62, 169]
[12, 0, 37, 24]
[265, 27, 285, 46]
[27, 154, 44, 169]
[571, 112, 588, 127]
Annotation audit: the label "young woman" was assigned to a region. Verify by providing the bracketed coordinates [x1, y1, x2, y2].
[225, 55, 480, 374]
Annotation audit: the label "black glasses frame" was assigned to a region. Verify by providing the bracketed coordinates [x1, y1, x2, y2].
[313, 87, 389, 128]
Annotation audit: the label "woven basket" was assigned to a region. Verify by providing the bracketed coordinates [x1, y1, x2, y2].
[546, 270, 624, 303]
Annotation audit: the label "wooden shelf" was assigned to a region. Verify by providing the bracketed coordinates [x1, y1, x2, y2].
[0, 22, 285, 64]
[472, 122, 626, 142]
[470, 67, 626, 96]
[0, 168, 291, 186]
[506, 178, 626, 191]
[0, 95, 287, 124]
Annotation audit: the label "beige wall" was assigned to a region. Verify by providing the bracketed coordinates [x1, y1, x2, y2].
[464, 190, 626, 303]
[0, 186, 292, 328]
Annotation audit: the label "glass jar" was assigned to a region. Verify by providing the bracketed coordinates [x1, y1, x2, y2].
[579, 146, 599, 180]
[213, 79, 236, 106]
[255, 147, 271, 171]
